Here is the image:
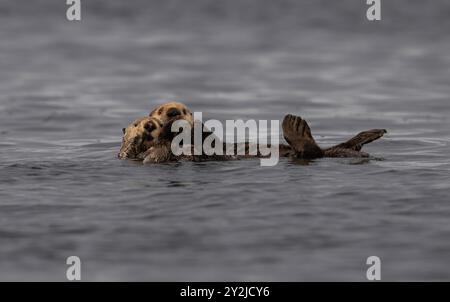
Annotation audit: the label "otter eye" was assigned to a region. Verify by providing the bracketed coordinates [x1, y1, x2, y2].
[158, 108, 164, 115]
[122, 128, 126, 134]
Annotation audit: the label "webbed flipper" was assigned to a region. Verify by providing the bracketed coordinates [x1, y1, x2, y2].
[282, 114, 324, 158]
[326, 129, 387, 152]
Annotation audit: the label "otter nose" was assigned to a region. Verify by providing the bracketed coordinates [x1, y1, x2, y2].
[144, 122, 155, 132]
[167, 107, 181, 118]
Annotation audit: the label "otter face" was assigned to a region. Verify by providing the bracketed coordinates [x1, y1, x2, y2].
[118, 117, 163, 159]
[149, 101, 193, 125]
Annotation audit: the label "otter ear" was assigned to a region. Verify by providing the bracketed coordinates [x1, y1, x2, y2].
[122, 128, 126, 134]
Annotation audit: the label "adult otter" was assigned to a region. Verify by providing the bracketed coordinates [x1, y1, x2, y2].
[119, 102, 387, 163]
[141, 114, 386, 162]
[119, 118, 386, 163]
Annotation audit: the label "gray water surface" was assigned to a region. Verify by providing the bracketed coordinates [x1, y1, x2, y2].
[0, 0, 450, 281]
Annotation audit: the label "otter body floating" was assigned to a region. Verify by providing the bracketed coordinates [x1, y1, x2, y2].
[119, 102, 387, 163]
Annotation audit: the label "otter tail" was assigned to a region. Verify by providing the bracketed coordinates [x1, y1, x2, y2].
[325, 129, 387, 154]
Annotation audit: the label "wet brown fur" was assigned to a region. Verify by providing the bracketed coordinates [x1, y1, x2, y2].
[282, 114, 386, 159]
[149, 101, 194, 125]
[118, 116, 163, 159]
[120, 102, 386, 163]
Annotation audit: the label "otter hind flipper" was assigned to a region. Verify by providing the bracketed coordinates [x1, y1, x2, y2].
[323, 148, 370, 158]
[326, 129, 387, 152]
[282, 114, 324, 158]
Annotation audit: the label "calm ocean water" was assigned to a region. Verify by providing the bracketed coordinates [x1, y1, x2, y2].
[0, 0, 449, 281]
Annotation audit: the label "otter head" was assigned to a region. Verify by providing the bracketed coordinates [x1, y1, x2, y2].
[118, 117, 163, 159]
[149, 101, 193, 125]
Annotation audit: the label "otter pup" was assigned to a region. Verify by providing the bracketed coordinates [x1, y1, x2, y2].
[118, 116, 163, 159]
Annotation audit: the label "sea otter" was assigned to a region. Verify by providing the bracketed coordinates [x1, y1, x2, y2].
[118, 101, 194, 160]
[119, 102, 387, 163]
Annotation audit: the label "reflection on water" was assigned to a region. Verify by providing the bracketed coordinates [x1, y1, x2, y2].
[0, 0, 450, 281]
[290, 158, 315, 166]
